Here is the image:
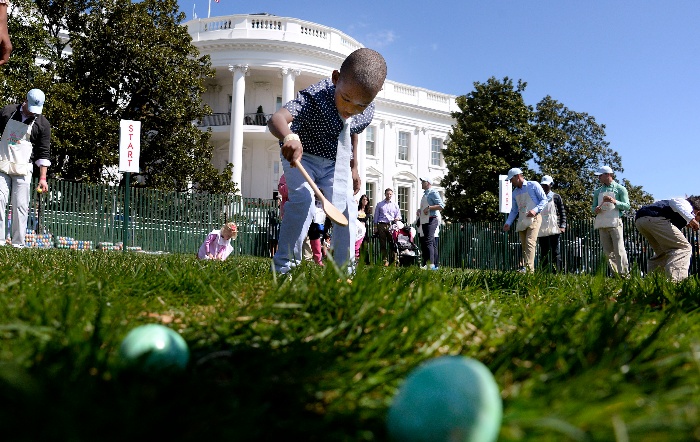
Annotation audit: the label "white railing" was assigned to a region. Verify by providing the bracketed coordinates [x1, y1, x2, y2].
[378, 81, 457, 112]
[187, 14, 362, 56]
[202, 19, 232, 32]
[251, 18, 282, 30]
[300, 25, 327, 39]
[394, 85, 417, 97]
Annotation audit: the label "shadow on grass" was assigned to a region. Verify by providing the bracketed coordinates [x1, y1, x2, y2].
[0, 340, 387, 441]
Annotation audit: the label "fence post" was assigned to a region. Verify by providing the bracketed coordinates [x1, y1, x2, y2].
[122, 172, 130, 250]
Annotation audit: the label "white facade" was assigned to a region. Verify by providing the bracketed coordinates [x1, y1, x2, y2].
[185, 13, 457, 221]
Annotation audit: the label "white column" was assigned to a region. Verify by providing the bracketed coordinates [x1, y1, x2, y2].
[228, 64, 248, 195]
[382, 119, 392, 191]
[357, 130, 366, 197]
[416, 127, 427, 217]
[280, 67, 301, 106]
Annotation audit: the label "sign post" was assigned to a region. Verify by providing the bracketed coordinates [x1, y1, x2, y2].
[499, 175, 512, 270]
[118, 120, 141, 250]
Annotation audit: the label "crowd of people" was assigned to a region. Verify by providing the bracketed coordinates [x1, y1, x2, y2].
[3, 37, 697, 282]
[503, 166, 700, 281]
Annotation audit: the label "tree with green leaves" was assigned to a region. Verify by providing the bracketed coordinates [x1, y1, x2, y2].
[621, 178, 655, 216]
[442, 77, 537, 221]
[533, 96, 652, 219]
[2, 0, 236, 193]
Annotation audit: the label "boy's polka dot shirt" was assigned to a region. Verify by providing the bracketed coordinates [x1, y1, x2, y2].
[283, 78, 375, 161]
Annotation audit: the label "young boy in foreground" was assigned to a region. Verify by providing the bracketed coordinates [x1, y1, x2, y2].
[268, 48, 387, 274]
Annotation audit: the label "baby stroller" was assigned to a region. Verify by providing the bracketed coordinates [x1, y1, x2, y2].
[390, 221, 421, 266]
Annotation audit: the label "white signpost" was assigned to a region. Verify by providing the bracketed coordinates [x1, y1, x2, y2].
[498, 175, 512, 214]
[119, 120, 141, 173]
[499, 174, 513, 270]
[118, 120, 141, 249]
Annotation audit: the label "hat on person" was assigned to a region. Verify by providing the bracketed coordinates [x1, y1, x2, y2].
[506, 167, 523, 181]
[27, 89, 45, 114]
[419, 176, 432, 185]
[540, 175, 554, 186]
[594, 165, 614, 176]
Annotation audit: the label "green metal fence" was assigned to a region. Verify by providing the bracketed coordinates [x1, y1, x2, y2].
[436, 218, 700, 275]
[25, 179, 273, 256]
[16, 179, 700, 275]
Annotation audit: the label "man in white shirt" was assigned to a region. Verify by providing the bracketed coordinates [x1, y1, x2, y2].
[635, 196, 700, 281]
[503, 168, 547, 272]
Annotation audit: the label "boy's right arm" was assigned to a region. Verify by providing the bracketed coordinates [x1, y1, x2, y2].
[268, 108, 303, 165]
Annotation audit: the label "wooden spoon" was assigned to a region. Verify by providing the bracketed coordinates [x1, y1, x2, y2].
[292, 159, 349, 227]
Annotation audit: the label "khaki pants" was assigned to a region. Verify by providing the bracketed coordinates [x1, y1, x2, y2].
[635, 216, 691, 281]
[598, 223, 629, 275]
[518, 214, 541, 272]
[302, 236, 312, 261]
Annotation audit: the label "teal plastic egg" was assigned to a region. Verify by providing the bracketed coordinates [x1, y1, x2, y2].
[119, 324, 189, 371]
[387, 356, 502, 442]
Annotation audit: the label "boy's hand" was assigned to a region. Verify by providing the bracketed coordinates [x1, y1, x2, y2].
[281, 139, 303, 165]
[352, 168, 361, 194]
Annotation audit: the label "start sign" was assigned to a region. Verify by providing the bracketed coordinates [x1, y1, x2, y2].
[119, 120, 141, 173]
[499, 175, 512, 214]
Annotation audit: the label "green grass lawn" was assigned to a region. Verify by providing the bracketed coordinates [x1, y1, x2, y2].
[0, 248, 698, 441]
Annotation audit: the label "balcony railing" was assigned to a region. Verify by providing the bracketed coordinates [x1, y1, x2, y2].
[187, 14, 363, 55]
[196, 113, 273, 127]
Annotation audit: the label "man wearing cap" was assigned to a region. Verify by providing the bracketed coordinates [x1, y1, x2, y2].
[374, 188, 400, 266]
[537, 175, 567, 272]
[592, 166, 630, 276]
[419, 176, 444, 270]
[503, 168, 547, 272]
[0, 89, 51, 247]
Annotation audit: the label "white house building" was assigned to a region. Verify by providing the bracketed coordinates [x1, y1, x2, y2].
[185, 13, 457, 221]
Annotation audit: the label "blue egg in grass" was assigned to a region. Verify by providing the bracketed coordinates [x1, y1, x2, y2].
[387, 356, 502, 442]
[119, 324, 189, 371]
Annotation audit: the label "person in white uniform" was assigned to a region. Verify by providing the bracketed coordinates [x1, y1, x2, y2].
[592, 165, 630, 276]
[0, 89, 51, 247]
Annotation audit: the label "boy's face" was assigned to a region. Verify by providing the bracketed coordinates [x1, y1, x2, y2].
[331, 70, 376, 120]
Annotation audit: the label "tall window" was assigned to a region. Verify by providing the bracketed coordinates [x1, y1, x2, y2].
[271, 160, 282, 198]
[431, 137, 443, 166]
[276, 96, 283, 111]
[365, 182, 376, 212]
[397, 186, 409, 222]
[365, 126, 376, 156]
[398, 131, 410, 161]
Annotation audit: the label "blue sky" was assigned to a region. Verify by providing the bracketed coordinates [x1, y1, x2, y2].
[182, 0, 700, 200]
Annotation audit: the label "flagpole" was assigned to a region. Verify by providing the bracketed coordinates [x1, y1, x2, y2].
[208, 0, 211, 18]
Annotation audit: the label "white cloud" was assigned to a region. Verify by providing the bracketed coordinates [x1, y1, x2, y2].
[363, 30, 397, 48]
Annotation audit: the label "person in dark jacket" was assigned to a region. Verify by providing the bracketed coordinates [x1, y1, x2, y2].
[537, 175, 567, 272]
[0, 89, 51, 247]
[635, 196, 700, 281]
